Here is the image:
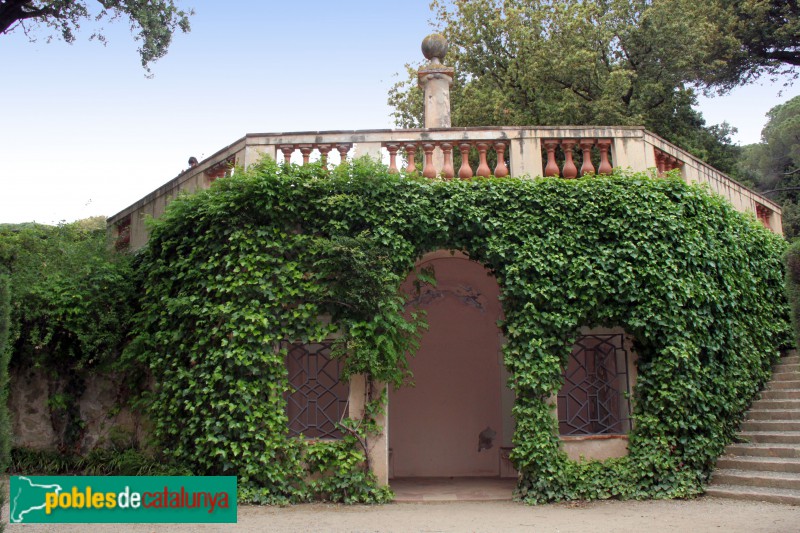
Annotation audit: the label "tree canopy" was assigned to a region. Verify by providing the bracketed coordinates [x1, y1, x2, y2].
[0, 0, 193, 72]
[739, 96, 800, 238]
[679, 0, 799, 91]
[387, 0, 756, 174]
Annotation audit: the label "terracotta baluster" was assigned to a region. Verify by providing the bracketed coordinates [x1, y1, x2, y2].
[494, 142, 509, 177]
[317, 144, 331, 168]
[579, 139, 595, 176]
[476, 143, 491, 177]
[441, 143, 455, 179]
[597, 139, 613, 174]
[655, 150, 666, 176]
[561, 139, 578, 179]
[667, 156, 679, 172]
[336, 144, 350, 166]
[405, 144, 418, 173]
[386, 144, 400, 174]
[299, 145, 313, 166]
[422, 143, 436, 178]
[280, 145, 294, 165]
[458, 143, 473, 179]
[543, 140, 560, 177]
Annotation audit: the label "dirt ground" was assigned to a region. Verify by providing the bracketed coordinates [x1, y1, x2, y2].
[4, 496, 800, 533]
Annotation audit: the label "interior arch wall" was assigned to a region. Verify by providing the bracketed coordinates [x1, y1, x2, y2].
[388, 250, 513, 478]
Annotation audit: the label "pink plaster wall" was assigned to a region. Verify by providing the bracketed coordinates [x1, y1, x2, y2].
[389, 251, 505, 477]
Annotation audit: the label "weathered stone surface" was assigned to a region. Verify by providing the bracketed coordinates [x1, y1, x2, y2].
[9, 367, 56, 450]
[8, 366, 148, 452]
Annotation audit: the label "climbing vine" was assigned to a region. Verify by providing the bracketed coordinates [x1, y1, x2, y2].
[132, 158, 791, 503]
[0, 220, 135, 453]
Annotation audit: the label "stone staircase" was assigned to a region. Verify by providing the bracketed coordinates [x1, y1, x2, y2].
[707, 352, 800, 505]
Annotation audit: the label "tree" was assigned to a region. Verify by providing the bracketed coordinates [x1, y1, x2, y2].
[674, 0, 799, 91]
[739, 96, 800, 238]
[389, 0, 740, 173]
[0, 0, 193, 72]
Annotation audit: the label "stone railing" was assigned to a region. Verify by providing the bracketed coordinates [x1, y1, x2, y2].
[108, 126, 782, 250]
[643, 131, 782, 233]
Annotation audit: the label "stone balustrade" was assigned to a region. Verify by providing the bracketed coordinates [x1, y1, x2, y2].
[541, 138, 614, 178]
[383, 140, 509, 179]
[108, 126, 783, 251]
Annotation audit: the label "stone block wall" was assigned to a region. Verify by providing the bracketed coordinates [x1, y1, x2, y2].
[8, 366, 147, 453]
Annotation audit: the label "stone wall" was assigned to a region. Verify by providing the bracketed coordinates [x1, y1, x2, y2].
[8, 366, 147, 453]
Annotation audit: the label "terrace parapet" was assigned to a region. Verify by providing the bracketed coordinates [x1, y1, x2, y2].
[108, 125, 783, 251]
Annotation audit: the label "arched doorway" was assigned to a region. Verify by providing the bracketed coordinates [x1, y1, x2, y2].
[389, 251, 514, 478]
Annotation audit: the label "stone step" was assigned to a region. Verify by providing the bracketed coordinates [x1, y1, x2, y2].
[773, 363, 800, 373]
[780, 354, 800, 365]
[772, 372, 800, 381]
[711, 469, 800, 491]
[767, 380, 800, 390]
[748, 408, 800, 420]
[716, 455, 800, 474]
[739, 431, 800, 445]
[751, 398, 800, 409]
[760, 390, 800, 400]
[741, 420, 800, 432]
[726, 443, 800, 458]
[706, 484, 800, 506]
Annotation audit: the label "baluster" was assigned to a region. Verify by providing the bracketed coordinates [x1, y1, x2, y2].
[476, 143, 491, 177]
[299, 144, 313, 165]
[458, 143, 473, 179]
[597, 139, 613, 174]
[336, 144, 350, 166]
[280, 145, 294, 165]
[655, 150, 666, 176]
[543, 140, 560, 177]
[405, 144, 418, 173]
[667, 156, 680, 172]
[317, 144, 331, 168]
[494, 142, 509, 177]
[422, 143, 436, 178]
[386, 144, 400, 174]
[579, 139, 595, 176]
[561, 139, 578, 179]
[441, 143, 455, 179]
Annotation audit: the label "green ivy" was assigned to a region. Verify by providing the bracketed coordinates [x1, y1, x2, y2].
[132, 158, 791, 503]
[784, 239, 800, 349]
[0, 221, 136, 452]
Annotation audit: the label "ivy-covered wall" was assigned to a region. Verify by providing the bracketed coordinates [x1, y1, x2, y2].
[0, 221, 139, 456]
[132, 158, 791, 503]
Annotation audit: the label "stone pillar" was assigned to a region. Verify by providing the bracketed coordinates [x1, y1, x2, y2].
[348, 374, 389, 487]
[418, 34, 455, 175]
[418, 34, 455, 129]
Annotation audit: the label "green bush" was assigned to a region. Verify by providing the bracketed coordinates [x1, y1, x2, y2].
[0, 275, 11, 470]
[9, 446, 189, 476]
[0, 275, 10, 532]
[132, 159, 791, 503]
[784, 239, 800, 349]
[0, 220, 136, 452]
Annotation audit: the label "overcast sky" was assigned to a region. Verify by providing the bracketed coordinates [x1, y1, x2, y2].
[1, 1, 797, 225]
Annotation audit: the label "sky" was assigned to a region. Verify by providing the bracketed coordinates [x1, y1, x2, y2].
[0, 1, 797, 225]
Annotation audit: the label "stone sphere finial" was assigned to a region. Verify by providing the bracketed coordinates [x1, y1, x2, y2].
[421, 33, 448, 65]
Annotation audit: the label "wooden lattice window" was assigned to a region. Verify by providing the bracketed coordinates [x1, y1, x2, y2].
[285, 341, 348, 439]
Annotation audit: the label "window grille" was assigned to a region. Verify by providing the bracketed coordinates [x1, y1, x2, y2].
[285, 341, 348, 439]
[557, 333, 631, 436]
